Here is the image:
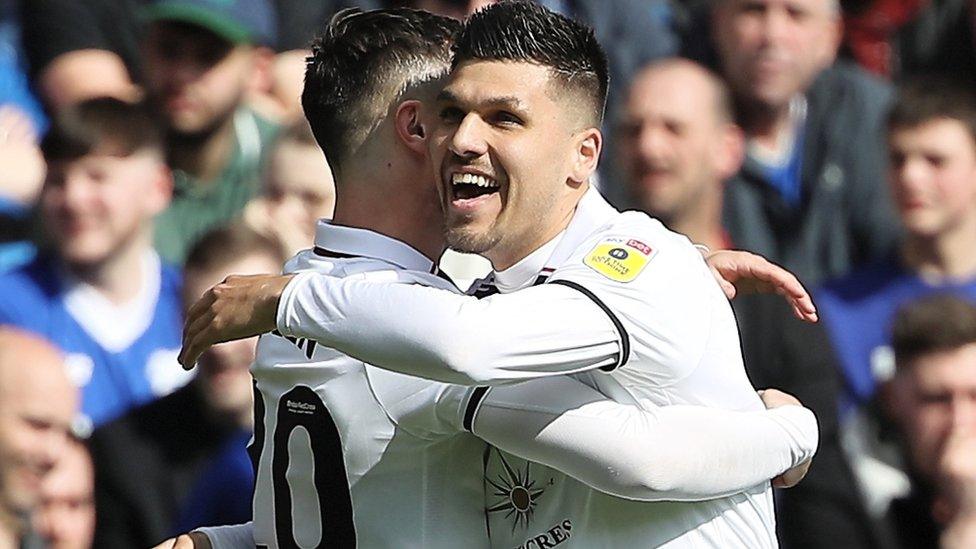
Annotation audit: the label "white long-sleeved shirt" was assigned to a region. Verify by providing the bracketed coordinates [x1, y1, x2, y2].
[274, 188, 806, 547]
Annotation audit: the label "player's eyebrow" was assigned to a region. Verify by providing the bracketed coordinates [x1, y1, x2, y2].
[436, 90, 529, 114]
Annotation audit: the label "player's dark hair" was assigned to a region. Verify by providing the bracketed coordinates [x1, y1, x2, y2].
[184, 223, 287, 277]
[41, 97, 164, 161]
[887, 77, 976, 145]
[453, 0, 610, 125]
[892, 294, 976, 367]
[302, 8, 460, 175]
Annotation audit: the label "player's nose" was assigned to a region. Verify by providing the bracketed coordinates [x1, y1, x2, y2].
[449, 114, 489, 158]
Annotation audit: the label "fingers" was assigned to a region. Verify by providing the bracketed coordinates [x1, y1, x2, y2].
[178, 291, 217, 368]
[743, 258, 819, 323]
[179, 308, 217, 370]
[772, 459, 812, 488]
[709, 264, 738, 299]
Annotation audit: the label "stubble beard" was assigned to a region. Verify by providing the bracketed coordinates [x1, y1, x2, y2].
[444, 218, 502, 255]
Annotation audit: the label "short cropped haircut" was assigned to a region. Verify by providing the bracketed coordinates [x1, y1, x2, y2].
[887, 77, 976, 145]
[184, 223, 287, 276]
[41, 97, 163, 161]
[453, 0, 610, 126]
[302, 8, 460, 174]
[892, 294, 976, 367]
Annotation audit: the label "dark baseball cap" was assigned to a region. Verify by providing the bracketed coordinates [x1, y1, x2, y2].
[144, 0, 278, 47]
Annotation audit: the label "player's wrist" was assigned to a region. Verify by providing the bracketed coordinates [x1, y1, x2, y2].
[276, 271, 314, 337]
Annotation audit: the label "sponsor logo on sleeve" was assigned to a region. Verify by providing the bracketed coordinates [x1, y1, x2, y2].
[583, 237, 655, 282]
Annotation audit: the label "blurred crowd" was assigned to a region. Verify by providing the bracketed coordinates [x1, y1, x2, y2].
[0, 0, 974, 547]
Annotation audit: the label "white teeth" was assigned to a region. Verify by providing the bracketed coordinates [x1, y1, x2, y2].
[451, 173, 498, 188]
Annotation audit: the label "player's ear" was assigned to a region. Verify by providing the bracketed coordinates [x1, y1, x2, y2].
[395, 99, 427, 155]
[569, 127, 602, 184]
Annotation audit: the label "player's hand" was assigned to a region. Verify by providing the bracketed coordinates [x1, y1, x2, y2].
[758, 389, 814, 488]
[151, 532, 212, 549]
[179, 274, 295, 370]
[704, 250, 818, 322]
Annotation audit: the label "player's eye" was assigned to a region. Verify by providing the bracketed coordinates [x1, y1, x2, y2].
[493, 111, 524, 127]
[439, 107, 464, 124]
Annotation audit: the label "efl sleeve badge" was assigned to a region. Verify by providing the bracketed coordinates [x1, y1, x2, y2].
[583, 238, 655, 282]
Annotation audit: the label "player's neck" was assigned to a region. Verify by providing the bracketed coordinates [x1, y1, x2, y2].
[487, 185, 585, 271]
[331, 165, 445, 263]
[64, 231, 153, 305]
[902, 217, 976, 282]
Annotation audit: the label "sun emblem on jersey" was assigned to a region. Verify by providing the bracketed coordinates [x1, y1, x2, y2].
[486, 453, 546, 531]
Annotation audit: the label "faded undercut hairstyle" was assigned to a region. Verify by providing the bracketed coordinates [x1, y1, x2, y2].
[887, 77, 976, 145]
[453, 0, 610, 127]
[302, 8, 461, 175]
[892, 294, 976, 368]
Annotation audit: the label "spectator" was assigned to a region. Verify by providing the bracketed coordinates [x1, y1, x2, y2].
[710, 0, 901, 286]
[618, 57, 874, 549]
[882, 295, 976, 548]
[0, 97, 189, 428]
[616, 58, 743, 251]
[243, 120, 335, 256]
[90, 224, 284, 549]
[0, 328, 78, 548]
[815, 83, 976, 536]
[819, 79, 976, 417]
[143, 0, 281, 264]
[32, 438, 95, 549]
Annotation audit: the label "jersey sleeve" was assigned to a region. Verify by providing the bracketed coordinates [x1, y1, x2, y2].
[465, 376, 819, 501]
[194, 522, 253, 548]
[363, 366, 474, 439]
[547, 227, 721, 383]
[277, 272, 624, 385]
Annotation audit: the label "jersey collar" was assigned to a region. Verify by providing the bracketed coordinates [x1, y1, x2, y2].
[313, 221, 437, 273]
[490, 186, 619, 291]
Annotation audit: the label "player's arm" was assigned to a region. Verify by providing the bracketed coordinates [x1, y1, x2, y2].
[184, 522, 253, 549]
[178, 249, 815, 376]
[376, 371, 817, 502]
[440, 377, 818, 501]
[276, 272, 623, 384]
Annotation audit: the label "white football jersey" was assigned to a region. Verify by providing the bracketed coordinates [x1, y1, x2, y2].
[249, 223, 488, 549]
[466, 188, 777, 548]
[271, 188, 808, 548]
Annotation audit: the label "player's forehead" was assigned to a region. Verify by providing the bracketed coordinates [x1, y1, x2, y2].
[440, 60, 558, 110]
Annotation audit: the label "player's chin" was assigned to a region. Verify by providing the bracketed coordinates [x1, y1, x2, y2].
[445, 222, 500, 255]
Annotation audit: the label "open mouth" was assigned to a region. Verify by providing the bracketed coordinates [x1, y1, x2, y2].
[451, 172, 500, 201]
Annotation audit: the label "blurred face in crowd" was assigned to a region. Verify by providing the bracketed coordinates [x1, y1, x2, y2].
[184, 253, 281, 424]
[712, 0, 841, 110]
[431, 60, 600, 269]
[264, 140, 336, 235]
[42, 148, 171, 268]
[892, 344, 976, 479]
[888, 119, 976, 239]
[0, 333, 77, 522]
[144, 22, 257, 136]
[618, 61, 744, 223]
[32, 441, 94, 549]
